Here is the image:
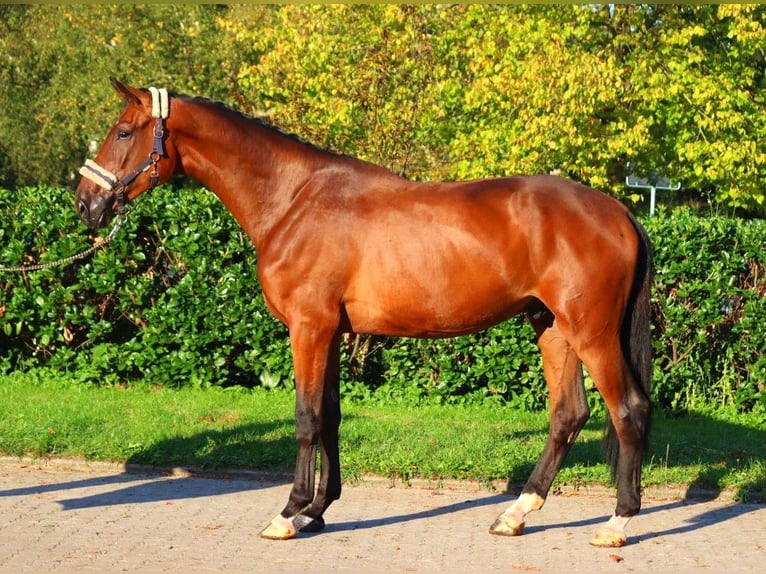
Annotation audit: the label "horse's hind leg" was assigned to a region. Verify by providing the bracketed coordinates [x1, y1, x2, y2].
[490, 313, 589, 536]
[580, 342, 650, 547]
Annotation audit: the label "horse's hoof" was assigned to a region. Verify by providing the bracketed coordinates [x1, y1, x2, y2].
[489, 517, 524, 536]
[589, 529, 627, 548]
[259, 515, 297, 540]
[294, 514, 325, 533]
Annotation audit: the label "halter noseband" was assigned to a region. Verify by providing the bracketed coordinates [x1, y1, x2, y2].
[79, 87, 169, 215]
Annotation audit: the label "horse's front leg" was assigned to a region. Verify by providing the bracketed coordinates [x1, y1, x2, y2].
[260, 325, 342, 540]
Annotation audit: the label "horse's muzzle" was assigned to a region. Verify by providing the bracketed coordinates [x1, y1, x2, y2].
[76, 189, 115, 229]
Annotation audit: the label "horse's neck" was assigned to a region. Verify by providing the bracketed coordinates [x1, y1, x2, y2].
[173, 103, 320, 250]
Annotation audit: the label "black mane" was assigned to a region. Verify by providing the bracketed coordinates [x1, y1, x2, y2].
[170, 91, 344, 158]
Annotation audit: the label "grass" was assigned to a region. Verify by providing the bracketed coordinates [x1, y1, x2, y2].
[0, 370, 764, 501]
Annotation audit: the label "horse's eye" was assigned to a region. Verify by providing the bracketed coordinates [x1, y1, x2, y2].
[117, 129, 132, 141]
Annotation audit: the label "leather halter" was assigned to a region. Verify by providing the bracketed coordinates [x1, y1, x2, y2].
[79, 87, 169, 214]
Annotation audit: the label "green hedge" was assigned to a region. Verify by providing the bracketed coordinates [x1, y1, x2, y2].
[1, 186, 764, 413]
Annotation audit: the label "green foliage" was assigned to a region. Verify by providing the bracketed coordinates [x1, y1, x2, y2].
[0, 186, 292, 390]
[233, 4, 458, 177]
[364, 322, 544, 410]
[228, 4, 766, 211]
[1, 4, 765, 211]
[1, 187, 764, 415]
[645, 208, 766, 412]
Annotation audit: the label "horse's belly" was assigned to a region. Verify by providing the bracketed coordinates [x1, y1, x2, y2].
[343, 274, 531, 338]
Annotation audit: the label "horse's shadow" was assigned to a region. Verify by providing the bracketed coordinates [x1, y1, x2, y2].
[0, 420, 295, 510]
[324, 493, 509, 534]
[311, 491, 764, 541]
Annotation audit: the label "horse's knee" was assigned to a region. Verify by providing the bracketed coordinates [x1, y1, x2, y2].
[295, 405, 321, 443]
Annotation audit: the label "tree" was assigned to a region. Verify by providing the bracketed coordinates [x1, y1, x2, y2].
[0, 4, 764, 212]
[228, 4, 766, 211]
[0, 4, 236, 187]
[232, 4, 458, 178]
[610, 4, 766, 210]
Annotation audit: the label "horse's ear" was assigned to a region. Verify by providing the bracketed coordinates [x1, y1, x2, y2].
[109, 77, 142, 107]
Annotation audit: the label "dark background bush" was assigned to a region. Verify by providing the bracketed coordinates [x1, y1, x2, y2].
[1, 186, 763, 414]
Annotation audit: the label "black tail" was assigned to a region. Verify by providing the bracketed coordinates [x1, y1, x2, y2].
[605, 212, 653, 482]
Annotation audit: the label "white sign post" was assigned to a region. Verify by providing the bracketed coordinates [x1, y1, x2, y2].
[625, 168, 681, 216]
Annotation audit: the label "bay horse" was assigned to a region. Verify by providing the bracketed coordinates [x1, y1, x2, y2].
[75, 79, 652, 547]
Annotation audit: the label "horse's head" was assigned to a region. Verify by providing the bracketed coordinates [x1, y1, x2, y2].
[75, 78, 178, 228]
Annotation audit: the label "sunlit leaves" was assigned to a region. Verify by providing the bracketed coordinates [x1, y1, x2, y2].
[228, 4, 766, 210]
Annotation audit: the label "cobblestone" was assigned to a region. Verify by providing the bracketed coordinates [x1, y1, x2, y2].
[0, 458, 763, 572]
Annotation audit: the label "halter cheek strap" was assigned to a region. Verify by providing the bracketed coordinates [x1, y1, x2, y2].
[79, 87, 169, 214]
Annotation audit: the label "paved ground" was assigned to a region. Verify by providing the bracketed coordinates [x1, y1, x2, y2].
[0, 458, 763, 573]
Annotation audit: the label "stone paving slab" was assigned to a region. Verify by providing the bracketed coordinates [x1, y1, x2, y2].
[0, 459, 763, 572]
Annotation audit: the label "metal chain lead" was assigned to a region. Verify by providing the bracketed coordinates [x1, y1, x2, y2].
[0, 213, 127, 273]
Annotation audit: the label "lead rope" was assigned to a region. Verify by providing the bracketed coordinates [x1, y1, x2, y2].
[0, 210, 129, 273]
